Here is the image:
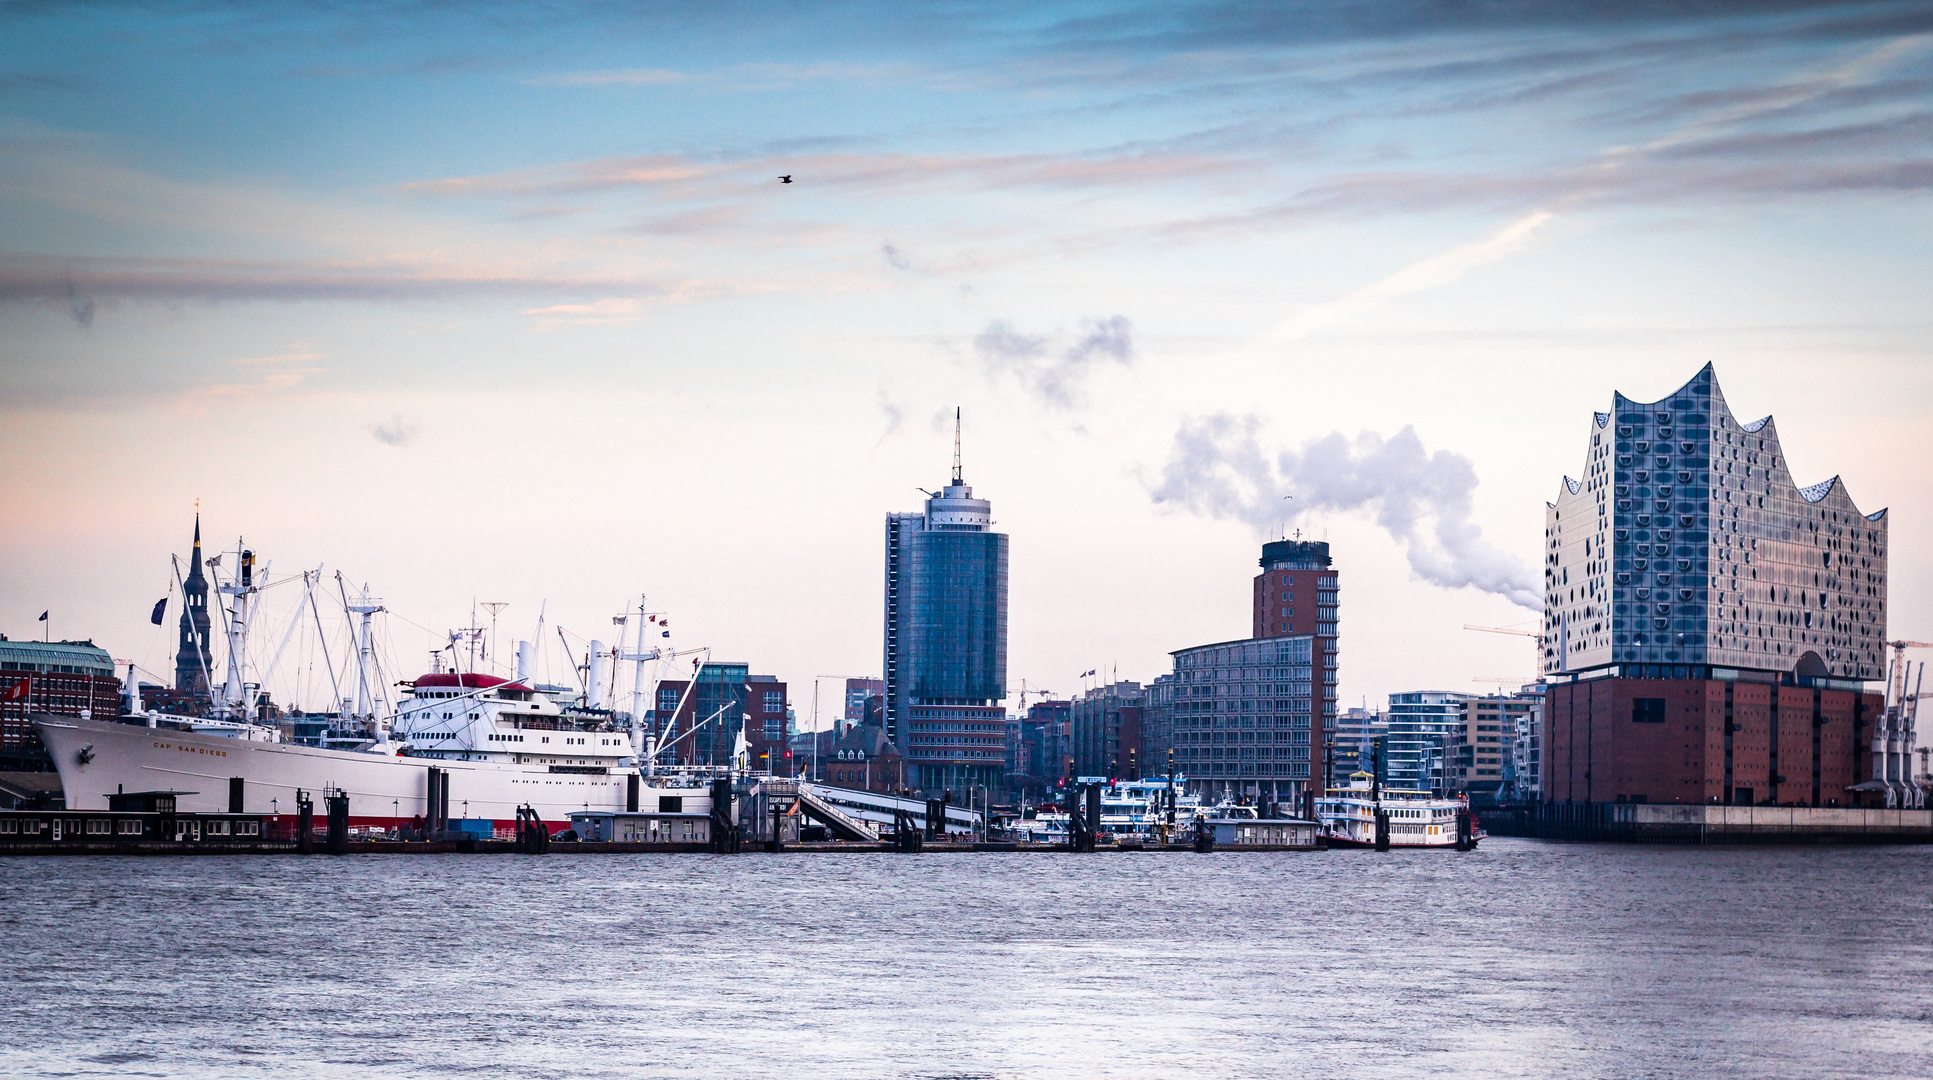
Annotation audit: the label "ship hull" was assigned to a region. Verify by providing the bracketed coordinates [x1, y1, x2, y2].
[35, 715, 642, 828]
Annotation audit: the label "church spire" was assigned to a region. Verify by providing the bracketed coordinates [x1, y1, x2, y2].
[175, 513, 212, 696]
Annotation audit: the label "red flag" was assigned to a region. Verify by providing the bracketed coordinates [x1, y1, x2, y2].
[3, 678, 28, 703]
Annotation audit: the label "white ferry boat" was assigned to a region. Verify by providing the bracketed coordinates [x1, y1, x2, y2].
[1315, 773, 1481, 849]
[1016, 777, 1199, 843]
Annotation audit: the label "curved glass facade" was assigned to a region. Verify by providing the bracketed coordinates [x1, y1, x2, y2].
[1544, 364, 1887, 681]
[905, 531, 1008, 702]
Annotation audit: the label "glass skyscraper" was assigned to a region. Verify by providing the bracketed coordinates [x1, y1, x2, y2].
[882, 413, 1009, 799]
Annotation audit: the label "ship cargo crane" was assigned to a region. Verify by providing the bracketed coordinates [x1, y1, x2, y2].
[1871, 640, 1930, 809]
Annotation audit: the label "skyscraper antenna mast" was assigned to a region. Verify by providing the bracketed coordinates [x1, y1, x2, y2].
[952, 406, 963, 485]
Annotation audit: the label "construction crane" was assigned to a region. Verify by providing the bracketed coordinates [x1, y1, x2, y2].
[1465, 624, 1538, 639]
[1014, 679, 1056, 712]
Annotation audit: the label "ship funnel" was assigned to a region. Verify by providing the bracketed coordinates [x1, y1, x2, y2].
[588, 639, 610, 708]
[515, 640, 534, 684]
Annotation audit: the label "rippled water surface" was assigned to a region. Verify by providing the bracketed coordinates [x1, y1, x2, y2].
[3, 840, 1931, 1079]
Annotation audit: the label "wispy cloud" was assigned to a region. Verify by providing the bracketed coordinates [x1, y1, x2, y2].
[0, 254, 679, 307]
[974, 315, 1134, 410]
[524, 67, 687, 87]
[521, 61, 916, 92]
[874, 387, 905, 447]
[177, 351, 325, 416]
[369, 415, 417, 447]
[232, 350, 325, 366]
[1264, 210, 1554, 344]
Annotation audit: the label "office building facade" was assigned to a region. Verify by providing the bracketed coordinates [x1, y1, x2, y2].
[1541, 365, 1903, 806]
[1070, 682, 1144, 780]
[1165, 635, 1321, 803]
[1447, 691, 1541, 805]
[882, 414, 1010, 799]
[650, 664, 788, 771]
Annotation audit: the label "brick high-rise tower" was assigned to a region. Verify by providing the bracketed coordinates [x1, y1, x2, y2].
[1254, 539, 1339, 797]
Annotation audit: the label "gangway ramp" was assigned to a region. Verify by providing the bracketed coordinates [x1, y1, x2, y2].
[795, 785, 879, 842]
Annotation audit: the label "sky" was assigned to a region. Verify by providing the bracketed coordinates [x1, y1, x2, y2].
[3, 1, 1932, 729]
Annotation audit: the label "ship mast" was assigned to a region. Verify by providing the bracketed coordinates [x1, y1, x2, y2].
[214, 540, 260, 722]
[338, 574, 387, 742]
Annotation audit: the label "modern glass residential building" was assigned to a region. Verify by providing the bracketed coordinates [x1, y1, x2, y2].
[1385, 691, 1471, 794]
[882, 412, 1010, 799]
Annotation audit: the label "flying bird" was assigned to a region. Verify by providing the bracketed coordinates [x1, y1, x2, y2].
[778, 175, 793, 183]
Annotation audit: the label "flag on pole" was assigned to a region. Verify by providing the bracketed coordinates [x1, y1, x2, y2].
[38, 611, 48, 623]
[150, 598, 167, 625]
[3, 678, 29, 703]
[661, 631, 670, 639]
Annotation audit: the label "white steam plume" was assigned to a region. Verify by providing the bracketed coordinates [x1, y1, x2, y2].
[1149, 415, 1539, 610]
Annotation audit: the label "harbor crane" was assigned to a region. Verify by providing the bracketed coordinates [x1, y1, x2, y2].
[1465, 624, 1538, 639]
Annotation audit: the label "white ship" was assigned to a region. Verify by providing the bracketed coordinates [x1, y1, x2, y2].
[1315, 773, 1481, 849]
[34, 528, 729, 832]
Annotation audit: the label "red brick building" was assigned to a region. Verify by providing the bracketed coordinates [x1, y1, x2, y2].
[824, 723, 906, 794]
[1545, 675, 1882, 807]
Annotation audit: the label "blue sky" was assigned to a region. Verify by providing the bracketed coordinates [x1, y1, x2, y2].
[4, 1, 1931, 718]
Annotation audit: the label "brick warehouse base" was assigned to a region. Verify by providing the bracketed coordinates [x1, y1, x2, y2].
[1544, 675, 1886, 808]
[1484, 802, 1933, 844]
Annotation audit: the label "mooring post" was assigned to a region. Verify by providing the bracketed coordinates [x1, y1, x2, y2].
[295, 789, 314, 855]
[325, 790, 349, 855]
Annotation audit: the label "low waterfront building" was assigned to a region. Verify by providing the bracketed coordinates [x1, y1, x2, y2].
[824, 722, 907, 795]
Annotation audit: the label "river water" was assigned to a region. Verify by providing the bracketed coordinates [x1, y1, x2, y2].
[3, 840, 1929, 1079]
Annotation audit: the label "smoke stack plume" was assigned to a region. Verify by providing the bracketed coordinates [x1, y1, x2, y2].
[1149, 415, 1539, 610]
